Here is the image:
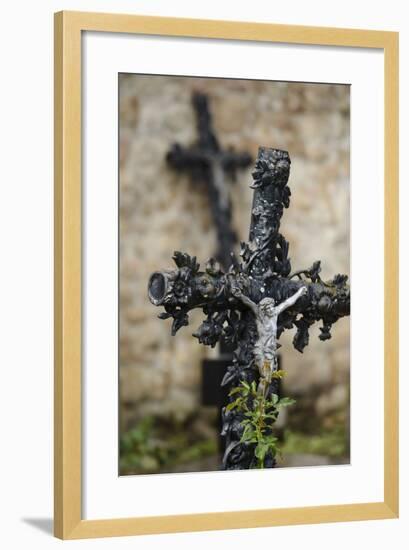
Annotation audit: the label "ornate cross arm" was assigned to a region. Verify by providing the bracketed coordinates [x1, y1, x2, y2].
[148, 250, 349, 351]
[148, 253, 229, 338]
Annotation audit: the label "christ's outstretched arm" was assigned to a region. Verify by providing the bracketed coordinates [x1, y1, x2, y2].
[238, 293, 259, 316]
[230, 283, 259, 316]
[275, 286, 307, 315]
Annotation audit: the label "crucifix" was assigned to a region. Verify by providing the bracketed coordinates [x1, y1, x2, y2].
[149, 146, 350, 470]
[166, 92, 252, 270]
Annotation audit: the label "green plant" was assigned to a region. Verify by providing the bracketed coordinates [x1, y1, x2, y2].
[227, 380, 295, 468]
[281, 425, 348, 458]
[119, 415, 218, 474]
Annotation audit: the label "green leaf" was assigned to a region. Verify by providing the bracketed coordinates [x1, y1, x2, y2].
[264, 412, 279, 421]
[226, 398, 242, 411]
[255, 443, 268, 462]
[264, 435, 278, 445]
[241, 424, 256, 443]
[278, 397, 296, 408]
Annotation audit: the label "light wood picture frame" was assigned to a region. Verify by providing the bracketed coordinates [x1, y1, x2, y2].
[54, 10, 399, 540]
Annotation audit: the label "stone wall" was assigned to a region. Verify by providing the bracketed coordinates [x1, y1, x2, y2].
[119, 74, 350, 432]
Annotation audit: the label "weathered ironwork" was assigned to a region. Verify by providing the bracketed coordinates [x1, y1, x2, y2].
[149, 146, 350, 470]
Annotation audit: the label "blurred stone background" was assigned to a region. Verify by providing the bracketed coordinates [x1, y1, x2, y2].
[119, 74, 350, 474]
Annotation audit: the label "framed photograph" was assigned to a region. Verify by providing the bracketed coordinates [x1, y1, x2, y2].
[54, 11, 398, 539]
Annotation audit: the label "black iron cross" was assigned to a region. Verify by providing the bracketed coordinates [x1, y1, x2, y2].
[166, 92, 252, 270]
[149, 147, 350, 470]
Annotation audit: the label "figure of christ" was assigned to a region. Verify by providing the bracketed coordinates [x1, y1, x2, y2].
[232, 285, 308, 394]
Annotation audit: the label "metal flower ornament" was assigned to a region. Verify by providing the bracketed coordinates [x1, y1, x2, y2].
[148, 147, 350, 470]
